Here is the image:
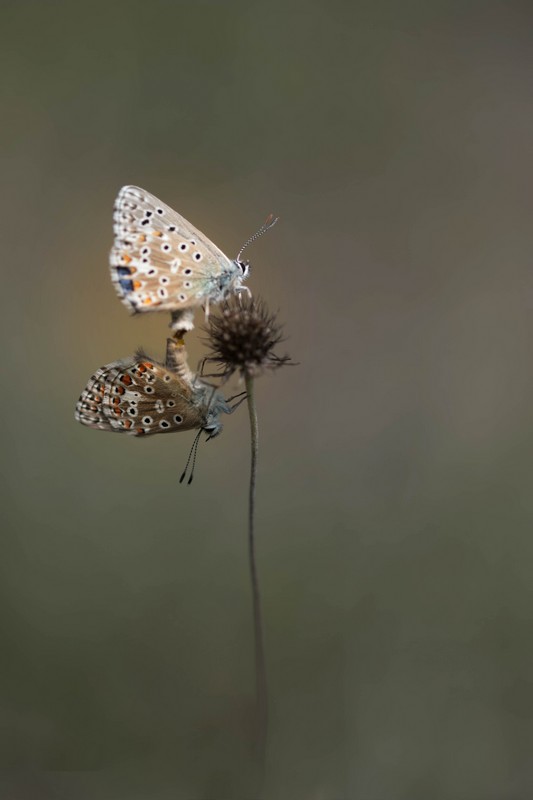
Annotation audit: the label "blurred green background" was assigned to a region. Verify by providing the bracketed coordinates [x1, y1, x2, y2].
[2, 1, 533, 797]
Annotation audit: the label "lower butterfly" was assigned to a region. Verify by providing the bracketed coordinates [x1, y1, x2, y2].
[75, 341, 242, 481]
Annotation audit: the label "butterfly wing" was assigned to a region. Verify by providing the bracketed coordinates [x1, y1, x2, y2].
[75, 364, 116, 431]
[76, 355, 206, 436]
[110, 186, 242, 314]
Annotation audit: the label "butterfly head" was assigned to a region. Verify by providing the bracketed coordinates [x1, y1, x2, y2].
[194, 384, 231, 440]
[236, 259, 250, 279]
[203, 419, 223, 440]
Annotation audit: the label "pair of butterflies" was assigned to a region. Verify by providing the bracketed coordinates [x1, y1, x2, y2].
[76, 186, 275, 458]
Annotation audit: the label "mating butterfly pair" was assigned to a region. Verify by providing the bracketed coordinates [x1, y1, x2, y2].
[76, 186, 274, 454]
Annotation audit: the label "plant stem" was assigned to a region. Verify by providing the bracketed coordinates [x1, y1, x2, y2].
[245, 373, 268, 787]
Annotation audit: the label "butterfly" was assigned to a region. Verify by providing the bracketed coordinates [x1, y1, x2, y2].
[110, 185, 277, 329]
[75, 340, 237, 451]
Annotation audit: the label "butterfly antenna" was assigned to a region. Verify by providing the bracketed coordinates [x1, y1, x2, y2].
[180, 430, 202, 484]
[236, 213, 279, 261]
[186, 432, 202, 485]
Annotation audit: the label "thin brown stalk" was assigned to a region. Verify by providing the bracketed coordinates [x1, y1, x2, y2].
[245, 373, 268, 792]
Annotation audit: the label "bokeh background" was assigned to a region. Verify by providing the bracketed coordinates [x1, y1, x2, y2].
[3, 1, 533, 798]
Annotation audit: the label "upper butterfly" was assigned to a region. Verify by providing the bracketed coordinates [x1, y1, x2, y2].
[110, 186, 277, 325]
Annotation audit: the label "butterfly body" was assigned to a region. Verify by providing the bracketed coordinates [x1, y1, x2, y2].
[110, 185, 249, 317]
[75, 347, 230, 438]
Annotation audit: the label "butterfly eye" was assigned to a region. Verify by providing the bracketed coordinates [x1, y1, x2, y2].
[238, 260, 249, 277]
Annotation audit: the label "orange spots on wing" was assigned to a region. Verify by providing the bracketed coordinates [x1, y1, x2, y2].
[141, 361, 153, 369]
[133, 280, 142, 290]
[152, 231, 163, 237]
[136, 427, 145, 435]
[137, 363, 147, 374]
[124, 419, 132, 429]
[116, 385, 125, 395]
[138, 234, 147, 243]
[143, 297, 152, 305]
[120, 374, 132, 385]
[122, 254, 132, 264]
[114, 407, 122, 416]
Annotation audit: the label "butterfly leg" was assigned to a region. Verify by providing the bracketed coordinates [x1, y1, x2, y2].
[196, 356, 227, 380]
[226, 391, 248, 413]
[237, 286, 252, 302]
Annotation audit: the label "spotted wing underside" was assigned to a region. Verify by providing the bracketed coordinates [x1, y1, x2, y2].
[110, 186, 237, 314]
[75, 355, 206, 436]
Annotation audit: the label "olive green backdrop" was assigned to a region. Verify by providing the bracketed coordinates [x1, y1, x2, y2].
[2, 1, 533, 798]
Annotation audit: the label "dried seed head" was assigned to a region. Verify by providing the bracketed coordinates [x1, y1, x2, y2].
[205, 296, 292, 378]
